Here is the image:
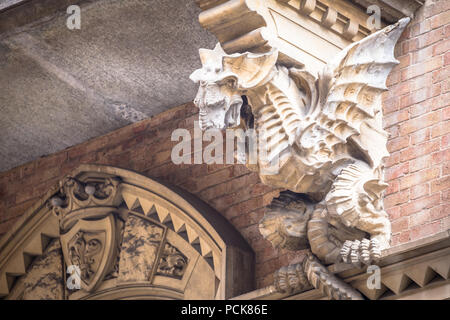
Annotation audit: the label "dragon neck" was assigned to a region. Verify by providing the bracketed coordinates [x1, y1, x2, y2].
[245, 67, 307, 147]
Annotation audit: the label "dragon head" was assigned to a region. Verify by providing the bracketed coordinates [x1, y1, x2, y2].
[190, 43, 278, 130]
[259, 191, 313, 250]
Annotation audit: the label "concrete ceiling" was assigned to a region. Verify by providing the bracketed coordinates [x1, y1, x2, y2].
[0, 0, 216, 172]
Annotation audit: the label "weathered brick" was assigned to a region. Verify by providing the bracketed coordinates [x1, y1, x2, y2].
[386, 70, 401, 87]
[444, 159, 450, 175]
[231, 209, 265, 229]
[432, 148, 450, 165]
[399, 139, 440, 162]
[225, 197, 265, 220]
[433, 38, 450, 56]
[391, 217, 409, 233]
[430, 204, 449, 221]
[431, 176, 450, 193]
[193, 167, 235, 192]
[383, 109, 409, 128]
[0, 199, 35, 223]
[433, 65, 450, 83]
[386, 125, 400, 139]
[399, 167, 440, 190]
[401, 56, 443, 81]
[400, 193, 441, 216]
[431, 120, 450, 138]
[239, 223, 261, 241]
[445, 51, 450, 66]
[385, 162, 409, 181]
[410, 221, 441, 241]
[384, 190, 409, 209]
[385, 150, 401, 167]
[442, 137, 450, 152]
[409, 210, 431, 227]
[402, 38, 419, 54]
[398, 230, 411, 244]
[386, 180, 400, 195]
[387, 206, 402, 220]
[387, 136, 409, 152]
[430, 11, 450, 30]
[409, 154, 432, 172]
[382, 96, 399, 114]
[399, 112, 440, 135]
[410, 128, 430, 145]
[398, 54, 411, 69]
[199, 173, 258, 201]
[408, 73, 433, 93]
[410, 183, 430, 200]
[412, 45, 434, 64]
[0, 217, 20, 238]
[444, 105, 450, 120]
[424, 0, 450, 19]
[418, 27, 445, 49]
[410, 19, 431, 37]
[442, 216, 450, 231]
[443, 78, 450, 93]
[409, 101, 431, 118]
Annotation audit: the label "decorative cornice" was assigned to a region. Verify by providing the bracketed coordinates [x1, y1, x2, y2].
[195, 0, 381, 73]
[349, 0, 425, 23]
[232, 231, 450, 300]
[194, 0, 424, 74]
[277, 0, 373, 40]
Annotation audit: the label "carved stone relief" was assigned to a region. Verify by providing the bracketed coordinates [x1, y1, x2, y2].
[191, 15, 410, 299]
[118, 214, 164, 282]
[0, 165, 254, 300]
[60, 216, 116, 292]
[157, 242, 188, 279]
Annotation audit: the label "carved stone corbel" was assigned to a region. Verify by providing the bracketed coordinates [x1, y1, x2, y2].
[191, 5, 411, 298]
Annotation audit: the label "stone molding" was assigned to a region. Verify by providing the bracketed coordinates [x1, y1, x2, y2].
[231, 231, 450, 300]
[0, 165, 254, 300]
[194, 0, 423, 74]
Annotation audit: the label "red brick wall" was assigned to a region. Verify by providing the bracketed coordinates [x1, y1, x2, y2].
[382, 0, 449, 246]
[0, 0, 448, 290]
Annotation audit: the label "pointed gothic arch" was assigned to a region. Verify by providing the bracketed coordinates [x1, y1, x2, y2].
[0, 165, 254, 300]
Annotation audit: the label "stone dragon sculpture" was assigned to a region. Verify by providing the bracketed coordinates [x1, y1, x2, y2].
[190, 18, 410, 299]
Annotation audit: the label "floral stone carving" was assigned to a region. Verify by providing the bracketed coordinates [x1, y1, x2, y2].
[191, 18, 410, 299]
[157, 243, 188, 279]
[60, 216, 116, 292]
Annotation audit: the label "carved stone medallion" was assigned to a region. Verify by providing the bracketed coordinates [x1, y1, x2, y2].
[60, 215, 116, 292]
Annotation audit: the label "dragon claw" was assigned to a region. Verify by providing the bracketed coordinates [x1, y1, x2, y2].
[341, 238, 381, 267]
[274, 263, 309, 293]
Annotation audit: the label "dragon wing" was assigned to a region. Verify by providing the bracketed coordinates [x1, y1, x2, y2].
[314, 17, 410, 169]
